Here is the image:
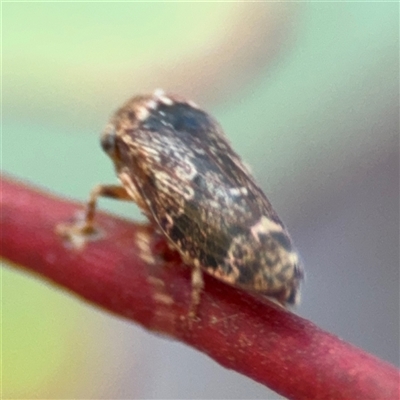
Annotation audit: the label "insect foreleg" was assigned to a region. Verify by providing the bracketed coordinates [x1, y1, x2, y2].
[57, 184, 132, 242]
[83, 184, 132, 231]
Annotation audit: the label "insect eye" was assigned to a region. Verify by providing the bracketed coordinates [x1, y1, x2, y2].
[101, 126, 117, 156]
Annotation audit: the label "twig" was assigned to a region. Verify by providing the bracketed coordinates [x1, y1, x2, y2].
[1, 175, 399, 400]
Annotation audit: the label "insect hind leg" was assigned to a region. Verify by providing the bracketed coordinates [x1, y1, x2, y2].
[188, 263, 204, 321]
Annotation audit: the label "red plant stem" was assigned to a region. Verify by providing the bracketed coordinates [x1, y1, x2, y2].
[1, 175, 399, 399]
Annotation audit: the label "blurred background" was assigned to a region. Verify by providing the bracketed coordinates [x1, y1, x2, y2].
[2, 2, 398, 399]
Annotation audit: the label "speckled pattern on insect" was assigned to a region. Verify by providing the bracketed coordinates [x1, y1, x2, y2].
[78, 89, 303, 315]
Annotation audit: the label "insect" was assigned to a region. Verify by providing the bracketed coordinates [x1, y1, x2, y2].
[61, 89, 303, 316]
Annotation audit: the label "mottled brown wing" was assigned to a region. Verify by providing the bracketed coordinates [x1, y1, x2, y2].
[117, 101, 286, 270]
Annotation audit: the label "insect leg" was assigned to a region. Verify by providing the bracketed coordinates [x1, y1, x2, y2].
[188, 264, 204, 320]
[82, 184, 132, 232]
[57, 184, 132, 242]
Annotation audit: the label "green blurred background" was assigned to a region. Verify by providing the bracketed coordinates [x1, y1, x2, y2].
[2, 2, 399, 399]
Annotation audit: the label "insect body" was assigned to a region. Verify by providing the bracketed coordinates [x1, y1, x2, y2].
[74, 90, 303, 315]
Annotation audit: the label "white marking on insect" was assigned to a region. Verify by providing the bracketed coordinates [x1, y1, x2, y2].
[154, 170, 195, 201]
[229, 187, 248, 197]
[187, 100, 199, 109]
[175, 159, 197, 181]
[153, 89, 174, 106]
[250, 216, 283, 242]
